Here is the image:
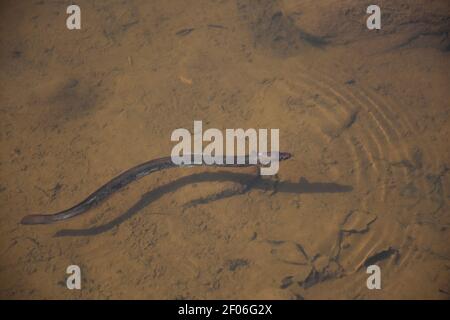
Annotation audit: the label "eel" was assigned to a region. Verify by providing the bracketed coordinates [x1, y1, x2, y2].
[21, 152, 292, 225]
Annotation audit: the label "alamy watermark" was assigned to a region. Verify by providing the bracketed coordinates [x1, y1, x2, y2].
[171, 121, 281, 175]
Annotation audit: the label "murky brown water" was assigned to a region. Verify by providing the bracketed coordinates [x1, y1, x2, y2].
[0, 0, 449, 299]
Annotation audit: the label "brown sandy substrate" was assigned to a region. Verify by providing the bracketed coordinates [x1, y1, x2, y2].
[0, 0, 449, 299]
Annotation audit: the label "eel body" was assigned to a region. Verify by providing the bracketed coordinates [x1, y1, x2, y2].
[21, 152, 291, 225]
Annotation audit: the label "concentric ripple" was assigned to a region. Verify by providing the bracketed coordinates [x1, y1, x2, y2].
[264, 59, 444, 283]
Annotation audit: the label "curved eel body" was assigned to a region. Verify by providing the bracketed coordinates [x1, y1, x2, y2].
[21, 152, 291, 225]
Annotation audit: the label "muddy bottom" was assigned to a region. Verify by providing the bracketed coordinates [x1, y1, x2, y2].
[0, 0, 449, 299]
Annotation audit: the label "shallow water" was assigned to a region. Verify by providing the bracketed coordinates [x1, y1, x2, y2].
[0, 0, 449, 299]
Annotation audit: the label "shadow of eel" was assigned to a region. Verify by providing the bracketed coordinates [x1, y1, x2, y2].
[20, 152, 292, 225]
[54, 173, 353, 237]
